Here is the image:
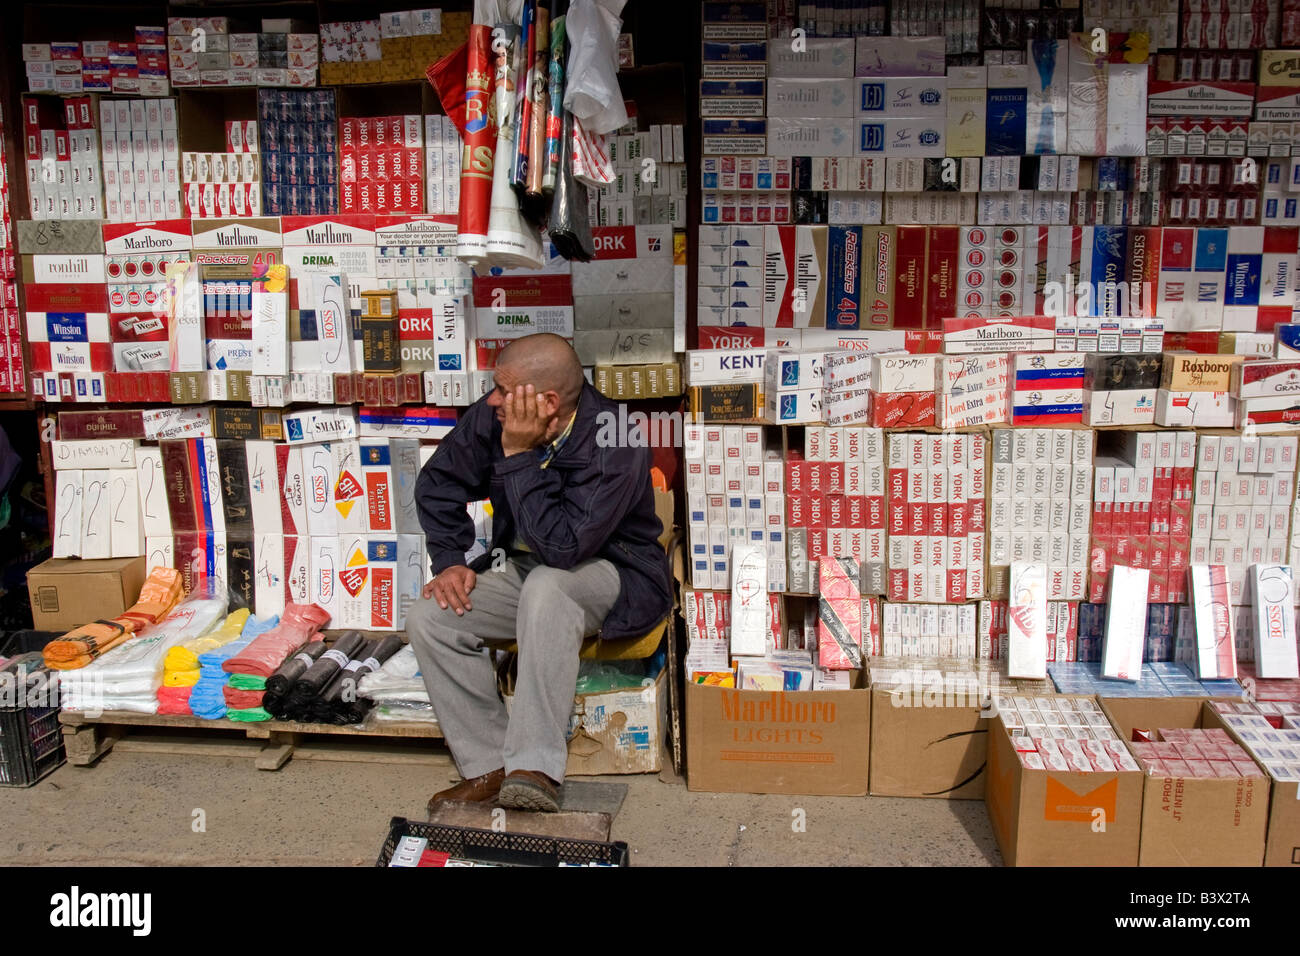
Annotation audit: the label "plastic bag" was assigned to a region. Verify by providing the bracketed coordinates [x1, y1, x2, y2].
[562, 0, 628, 135]
[221, 604, 329, 677]
[574, 659, 647, 694]
[59, 588, 228, 711]
[359, 645, 431, 702]
[548, 106, 595, 261]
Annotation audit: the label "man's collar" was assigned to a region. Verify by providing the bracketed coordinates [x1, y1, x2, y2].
[545, 384, 598, 467]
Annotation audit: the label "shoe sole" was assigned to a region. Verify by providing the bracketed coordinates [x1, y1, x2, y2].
[498, 780, 560, 813]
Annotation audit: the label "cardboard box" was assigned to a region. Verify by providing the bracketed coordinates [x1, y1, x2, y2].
[1202, 704, 1300, 868]
[563, 668, 668, 776]
[27, 556, 147, 631]
[685, 677, 871, 795]
[986, 702, 1144, 866]
[869, 684, 989, 799]
[1101, 698, 1270, 867]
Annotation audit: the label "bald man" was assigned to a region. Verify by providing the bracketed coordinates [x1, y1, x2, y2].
[408, 333, 672, 812]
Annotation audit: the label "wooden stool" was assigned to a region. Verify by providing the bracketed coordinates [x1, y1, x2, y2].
[503, 616, 669, 661]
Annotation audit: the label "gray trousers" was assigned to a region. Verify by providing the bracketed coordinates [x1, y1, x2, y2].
[405, 554, 620, 783]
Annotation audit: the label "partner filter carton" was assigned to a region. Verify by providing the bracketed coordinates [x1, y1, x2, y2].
[986, 695, 1144, 866]
[1101, 697, 1270, 867]
[685, 678, 871, 795]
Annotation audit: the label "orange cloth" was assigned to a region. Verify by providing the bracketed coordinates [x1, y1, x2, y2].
[43, 568, 184, 670]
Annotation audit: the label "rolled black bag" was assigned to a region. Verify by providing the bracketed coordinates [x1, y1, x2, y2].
[326, 634, 405, 724]
[266, 640, 327, 697]
[547, 103, 594, 262]
[263, 690, 286, 719]
[288, 630, 365, 705]
[308, 666, 351, 723]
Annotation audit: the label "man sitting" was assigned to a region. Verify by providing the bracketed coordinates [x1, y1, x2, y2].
[407, 333, 672, 812]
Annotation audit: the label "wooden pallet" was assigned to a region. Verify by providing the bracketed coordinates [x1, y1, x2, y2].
[59, 710, 449, 772]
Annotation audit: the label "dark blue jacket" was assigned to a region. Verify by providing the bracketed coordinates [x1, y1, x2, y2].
[415, 382, 672, 640]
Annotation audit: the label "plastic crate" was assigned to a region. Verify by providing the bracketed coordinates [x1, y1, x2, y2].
[0, 655, 65, 787]
[376, 817, 630, 867]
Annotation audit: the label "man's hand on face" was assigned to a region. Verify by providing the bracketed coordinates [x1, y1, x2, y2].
[501, 383, 560, 458]
[424, 565, 477, 615]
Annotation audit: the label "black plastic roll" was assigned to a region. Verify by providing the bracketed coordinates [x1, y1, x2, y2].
[263, 690, 287, 719]
[547, 101, 594, 262]
[288, 630, 365, 704]
[266, 640, 326, 698]
[332, 634, 405, 724]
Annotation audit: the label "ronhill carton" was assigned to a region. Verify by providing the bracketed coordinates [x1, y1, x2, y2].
[686, 678, 871, 795]
[1160, 353, 1242, 391]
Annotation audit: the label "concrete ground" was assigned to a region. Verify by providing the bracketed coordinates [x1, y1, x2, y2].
[0, 746, 1003, 866]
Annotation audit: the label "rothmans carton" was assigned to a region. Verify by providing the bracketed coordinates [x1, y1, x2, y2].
[1232, 359, 1300, 399]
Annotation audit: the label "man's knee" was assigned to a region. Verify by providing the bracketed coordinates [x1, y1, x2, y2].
[405, 597, 462, 647]
[518, 566, 574, 610]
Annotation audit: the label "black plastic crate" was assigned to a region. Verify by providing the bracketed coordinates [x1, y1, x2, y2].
[376, 817, 630, 868]
[0, 655, 65, 788]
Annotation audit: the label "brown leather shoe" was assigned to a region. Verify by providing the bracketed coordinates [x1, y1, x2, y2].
[426, 768, 505, 813]
[498, 770, 562, 813]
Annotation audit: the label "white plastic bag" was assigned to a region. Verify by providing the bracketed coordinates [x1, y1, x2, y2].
[60, 593, 227, 709]
[562, 0, 628, 135]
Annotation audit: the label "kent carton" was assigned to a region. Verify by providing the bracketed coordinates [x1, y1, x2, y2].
[686, 676, 870, 795]
[1202, 703, 1300, 867]
[1101, 697, 1269, 867]
[869, 676, 990, 799]
[986, 699, 1144, 866]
